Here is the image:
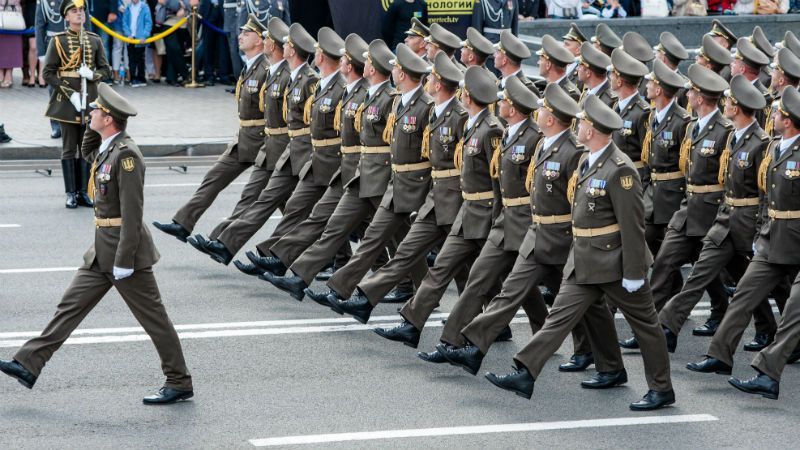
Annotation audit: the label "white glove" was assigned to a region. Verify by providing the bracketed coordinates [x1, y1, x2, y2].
[622, 278, 645, 293]
[78, 65, 94, 79]
[113, 266, 134, 280]
[69, 92, 82, 112]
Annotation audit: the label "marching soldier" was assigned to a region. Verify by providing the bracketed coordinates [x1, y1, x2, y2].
[619, 31, 653, 99]
[43, 0, 111, 209]
[620, 64, 733, 349]
[330, 66, 501, 327]
[731, 37, 771, 128]
[326, 53, 468, 315]
[751, 26, 775, 89]
[404, 17, 430, 59]
[495, 30, 539, 96]
[775, 31, 800, 58]
[576, 42, 614, 110]
[659, 75, 774, 349]
[688, 86, 800, 376]
[460, 27, 495, 69]
[35, 0, 65, 139]
[0, 84, 193, 404]
[435, 82, 586, 376]
[196, 26, 347, 266]
[234, 33, 369, 280]
[153, 15, 270, 245]
[591, 23, 622, 57]
[536, 35, 580, 102]
[653, 32, 689, 110]
[696, 34, 733, 83]
[562, 23, 588, 90]
[764, 48, 800, 137]
[609, 48, 651, 182]
[706, 19, 737, 81]
[425, 23, 466, 70]
[485, 94, 675, 411]
[263, 43, 432, 302]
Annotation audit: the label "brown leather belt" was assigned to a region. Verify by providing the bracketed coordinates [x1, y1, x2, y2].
[58, 70, 80, 78]
[94, 217, 122, 227]
[361, 145, 391, 154]
[312, 137, 342, 147]
[687, 184, 724, 193]
[288, 127, 311, 137]
[651, 171, 684, 181]
[533, 213, 572, 224]
[239, 118, 266, 127]
[768, 209, 800, 219]
[725, 196, 760, 207]
[572, 223, 621, 237]
[265, 126, 289, 135]
[431, 168, 460, 179]
[463, 191, 494, 201]
[502, 196, 530, 207]
[340, 146, 361, 154]
[392, 161, 432, 173]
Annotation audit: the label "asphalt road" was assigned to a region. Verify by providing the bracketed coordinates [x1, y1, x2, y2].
[0, 164, 797, 449]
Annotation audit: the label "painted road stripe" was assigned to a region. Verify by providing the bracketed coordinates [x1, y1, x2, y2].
[249, 414, 719, 447]
[0, 267, 78, 274]
[0, 224, 21, 228]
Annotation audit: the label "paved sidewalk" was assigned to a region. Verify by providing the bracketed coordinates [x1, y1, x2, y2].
[0, 70, 238, 159]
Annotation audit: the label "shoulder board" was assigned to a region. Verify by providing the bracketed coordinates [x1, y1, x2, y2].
[305, 67, 317, 77]
[755, 128, 770, 142]
[119, 142, 128, 150]
[86, 31, 100, 38]
[636, 97, 650, 110]
[719, 117, 733, 129]
[677, 108, 691, 121]
[453, 105, 468, 116]
[422, 96, 434, 105]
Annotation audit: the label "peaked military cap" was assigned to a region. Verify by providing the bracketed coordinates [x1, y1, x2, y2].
[779, 86, 800, 123]
[463, 27, 495, 59]
[656, 32, 689, 64]
[621, 32, 653, 63]
[495, 30, 531, 62]
[726, 74, 767, 110]
[406, 17, 430, 38]
[365, 39, 393, 76]
[430, 51, 463, 87]
[498, 75, 539, 114]
[707, 19, 737, 48]
[60, 0, 84, 17]
[539, 82, 580, 123]
[90, 82, 138, 120]
[263, 17, 289, 45]
[610, 47, 649, 83]
[776, 31, 800, 58]
[646, 59, 686, 92]
[591, 23, 622, 54]
[577, 94, 623, 134]
[284, 23, 316, 54]
[579, 41, 611, 74]
[343, 33, 368, 67]
[735, 37, 770, 69]
[316, 27, 345, 59]
[563, 22, 588, 44]
[750, 26, 776, 58]
[772, 47, 800, 80]
[391, 43, 429, 78]
[537, 35, 575, 67]
[459, 66, 498, 105]
[698, 34, 732, 68]
[426, 23, 462, 54]
[685, 63, 728, 97]
[240, 14, 267, 35]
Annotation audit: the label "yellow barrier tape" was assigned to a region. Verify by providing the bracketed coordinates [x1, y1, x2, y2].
[89, 16, 188, 45]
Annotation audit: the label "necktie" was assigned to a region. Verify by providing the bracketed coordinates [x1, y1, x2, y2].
[397, 100, 404, 111]
[430, 111, 437, 123]
[580, 160, 589, 176]
[652, 118, 659, 131]
[731, 134, 738, 147]
[691, 125, 699, 140]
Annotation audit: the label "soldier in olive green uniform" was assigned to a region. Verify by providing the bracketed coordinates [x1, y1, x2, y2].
[537, 35, 580, 103]
[689, 86, 800, 376]
[617, 31, 653, 99]
[732, 38, 772, 129]
[0, 84, 193, 405]
[331, 66, 500, 330]
[154, 15, 270, 245]
[404, 17, 430, 59]
[486, 95, 675, 412]
[706, 20, 737, 82]
[660, 75, 775, 350]
[436, 82, 587, 376]
[751, 26, 775, 90]
[696, 35, 733, 83]
[576, 42, 614, 110]
[591, 23, 621, 57]
[654, 32, 690, 111]
[425, 23, 466, 71]
[620, 64, 733, 350]
[232, 34, 371, 278]
[43, 0, 111, 209]
[495, 30, 539, 96]
[338, 53, 468, 314]
[609, 48, 651, 182]
[460, 27, 495, 70]
[562, 23, 588, 91]
[763, 48, 800, 138]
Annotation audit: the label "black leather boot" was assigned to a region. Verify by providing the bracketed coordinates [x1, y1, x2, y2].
[61, 159, 78, 209]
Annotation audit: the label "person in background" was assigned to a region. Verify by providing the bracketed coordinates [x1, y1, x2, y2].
[601, 0, 627, 17]
[382, 0, 427, 50]
[0, 0, 23, 88]
[0, 123, 11, 143]
[22, 0, 40, 87]
[546, 0, 582, 18]
[146, 0, 162, 82]
[112, 0, 129, 84]
[198, 0, 232, 86]
[124, 0, 152, 86]
[156, 0, 188, 86]
[88, 0, 118, 75]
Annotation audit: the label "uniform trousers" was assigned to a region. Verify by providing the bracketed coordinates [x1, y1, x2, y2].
[514, 279, 672, 392]
[707, 260, 797, 366]
[208, 165, 272, 240]
[752, 274, 800, 381]
[14, 265, 192, 390]
[60, 122, 87, 160]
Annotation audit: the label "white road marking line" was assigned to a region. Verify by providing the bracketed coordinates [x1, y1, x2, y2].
[248, 414, 719, 447]
[0, 224, 21, 228]
[146, 181, 248, 188]
[0, 267, 77, 274]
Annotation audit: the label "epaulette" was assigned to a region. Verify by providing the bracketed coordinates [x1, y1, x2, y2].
[755, 127, 770, 142]
[719, 116, 733, 129]
[677, 108, 692, 121]
[86, 31, 100, 38]
[615, 156, 627, 166]
[636, 96, 650, 110]
[305, 67, 317, 77]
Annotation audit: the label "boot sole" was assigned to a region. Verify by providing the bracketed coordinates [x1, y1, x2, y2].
[727, 380, 778, 400]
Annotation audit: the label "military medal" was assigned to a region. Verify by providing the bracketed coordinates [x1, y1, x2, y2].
[621, 120, 632, 137]
[737, 151, 749, 169]
[271, 83, 282, 98]
[512, 145, 526, 162]
[402, 116, 417, 132]
[439, 126, 453, 144]
[587, 178, 606, 196]
[786, 161, 800, 178]
[467, 137, 479, 155]
[246, 79, 258, 94]
[700, 140, 716, 156]
[543, 161, 560, 179]
[660, 131, 673, 146]
[291, 87, 301, 103]
[366, 105, 379, 121]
